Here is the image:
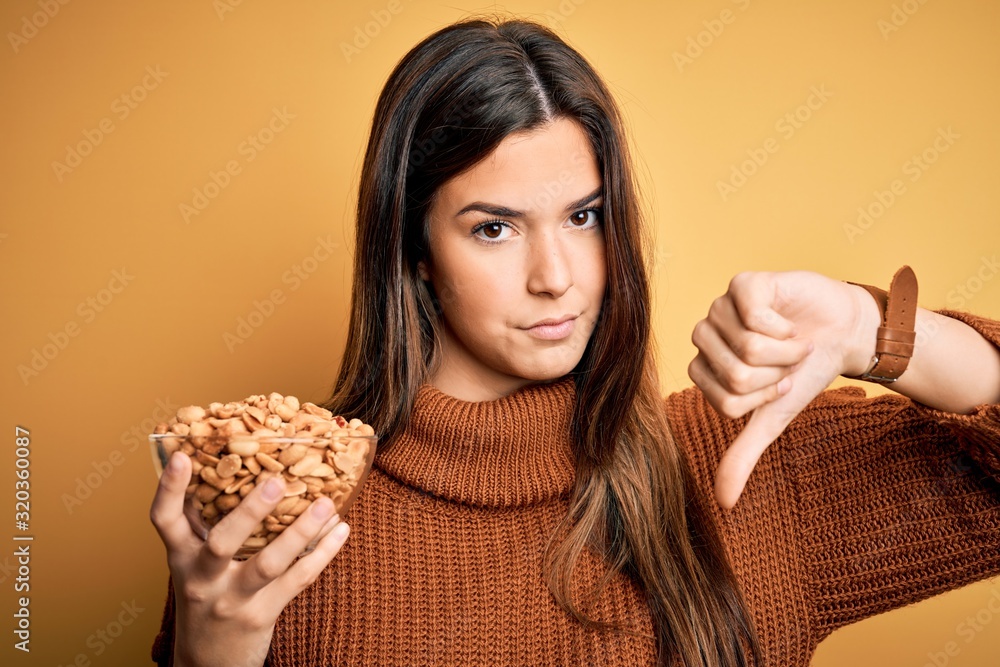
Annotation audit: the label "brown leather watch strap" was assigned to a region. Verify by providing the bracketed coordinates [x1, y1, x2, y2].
[844, 265, 919, 383]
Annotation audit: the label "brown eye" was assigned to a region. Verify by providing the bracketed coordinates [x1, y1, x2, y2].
[568, 209, 601, 228]
[472, 220, 513, 243]
[482, 223, 503, 238]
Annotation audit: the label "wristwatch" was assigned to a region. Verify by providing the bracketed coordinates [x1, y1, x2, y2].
[844, 265, 919, 384]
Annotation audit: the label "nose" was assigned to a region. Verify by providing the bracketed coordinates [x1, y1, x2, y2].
[526, 231, 573, 298]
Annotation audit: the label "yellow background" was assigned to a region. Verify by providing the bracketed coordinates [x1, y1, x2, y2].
[2, 0, 999, 664]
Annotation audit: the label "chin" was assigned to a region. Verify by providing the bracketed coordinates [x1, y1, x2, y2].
[513, 351, 585, 382]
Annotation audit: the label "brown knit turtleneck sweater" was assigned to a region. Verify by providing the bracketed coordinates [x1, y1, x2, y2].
[152, 309, 1000, 666]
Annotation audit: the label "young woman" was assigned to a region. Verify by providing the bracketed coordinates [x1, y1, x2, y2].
[150, 17, 1000, 667]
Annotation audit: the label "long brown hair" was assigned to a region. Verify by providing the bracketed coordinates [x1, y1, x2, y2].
[324, 16, 763, 667]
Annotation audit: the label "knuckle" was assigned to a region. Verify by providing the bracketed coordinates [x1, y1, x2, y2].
[739, 334, 765, 364]
[241, 607, 275, 632]
[691, 320, 707, 347]
[750, 308, 776, 328]
[686, 358, 700, 383]
[287, 566, 320, 592]
[717, 349, 738, 371]
[149, 503, 178, 535]
[705, 295, 732, 328]
[252, 554, 286, 582]
[726, 367, 752, 394]
[718, 395, 744, 419]
[149, 505, 165, 528]
[203, 533, 231, 560]
[729, 271, 751, 292]
[208, 597, 245, 624]
[180, 580, 211, 606]
[287, 517, 321, 544]
[707, 297, 725, 320]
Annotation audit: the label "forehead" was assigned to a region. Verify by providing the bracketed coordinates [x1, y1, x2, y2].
[434, 117, 602, 215]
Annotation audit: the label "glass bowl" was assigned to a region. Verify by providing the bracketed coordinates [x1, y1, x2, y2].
[150, 431, 377, 559]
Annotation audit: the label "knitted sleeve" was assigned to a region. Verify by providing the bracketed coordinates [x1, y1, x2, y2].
[662, 311, 1000, 660]
[150, 578, 173, 666]
[785, 309, 1000, 642]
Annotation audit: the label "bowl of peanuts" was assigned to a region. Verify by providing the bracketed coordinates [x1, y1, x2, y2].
[149, 392, 376, 559]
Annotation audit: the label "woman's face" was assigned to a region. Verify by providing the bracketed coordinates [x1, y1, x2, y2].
[420, 117, 607, 401]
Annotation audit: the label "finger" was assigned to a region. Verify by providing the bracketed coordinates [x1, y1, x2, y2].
[728, 274, 799, 339]
[708, 296, 813, 368]
[276, 520, 351, 599]
[314, 512, 345, 541]
[150, 452, 198, 550]
[692, 319, 791, 395]
[239, 496, 339, 593]
[689, 353, 792, 420]
[714, 388, 808, 510]
[199, 477, 287, 569]
[248, 518, 351, 622]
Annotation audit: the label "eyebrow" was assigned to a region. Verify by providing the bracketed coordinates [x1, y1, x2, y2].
[455, 186, 603, 218]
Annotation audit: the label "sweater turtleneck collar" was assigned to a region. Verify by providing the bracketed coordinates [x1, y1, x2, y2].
[373, 377, 578, 508]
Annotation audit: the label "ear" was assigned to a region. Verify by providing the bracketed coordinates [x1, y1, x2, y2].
[417, 259, 430, 281]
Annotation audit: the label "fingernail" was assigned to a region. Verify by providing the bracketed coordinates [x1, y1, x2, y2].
[167, 452, 184, 472]
[807, 341, 815, 353]
[777, 377, 792, 394]
[332, 522, 350, 541]
[263, 478, 283, 501]
[311, 497, 333, 519]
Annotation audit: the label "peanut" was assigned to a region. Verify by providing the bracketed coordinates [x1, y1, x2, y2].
[169, 422, 190, 436]
[288, 498, 311, 516]
[310, 463, 336, 479]
[188, 421, 213, 439]
[194, 450, 220, 467]
[242, 406, 267, 431]
[177, 405, 207, 425]
[308, 421, 334, 437]
[274, 403, 297, 422]
[155, 393, 375, 555]
[228, 439, 260, 457]
[200, 466, 235, 491]
[195, 483, 221, 503]
[224, 475, 254, 495]
[301, 402, 332, 419]
[255, 452, 285, 472]
[288, 452, 323, 477]
[278, 444, 309, 467]
[284, 479, 308, 497]
[215, 493, 241, 512]
[242, 455, 261, 475]
[216, 454, 243, 479]
[303, 476, 324, 495]
[274, 496, 300, 516]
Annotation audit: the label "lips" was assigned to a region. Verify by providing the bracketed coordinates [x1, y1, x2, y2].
[526, 315, 576, 328]
[521, 315, 577, 341]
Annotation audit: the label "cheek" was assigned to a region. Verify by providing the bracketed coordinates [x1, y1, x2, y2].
[429, 267, 499, 335]
[583, 246, 608, 299]
[432, 265, 483, 315]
